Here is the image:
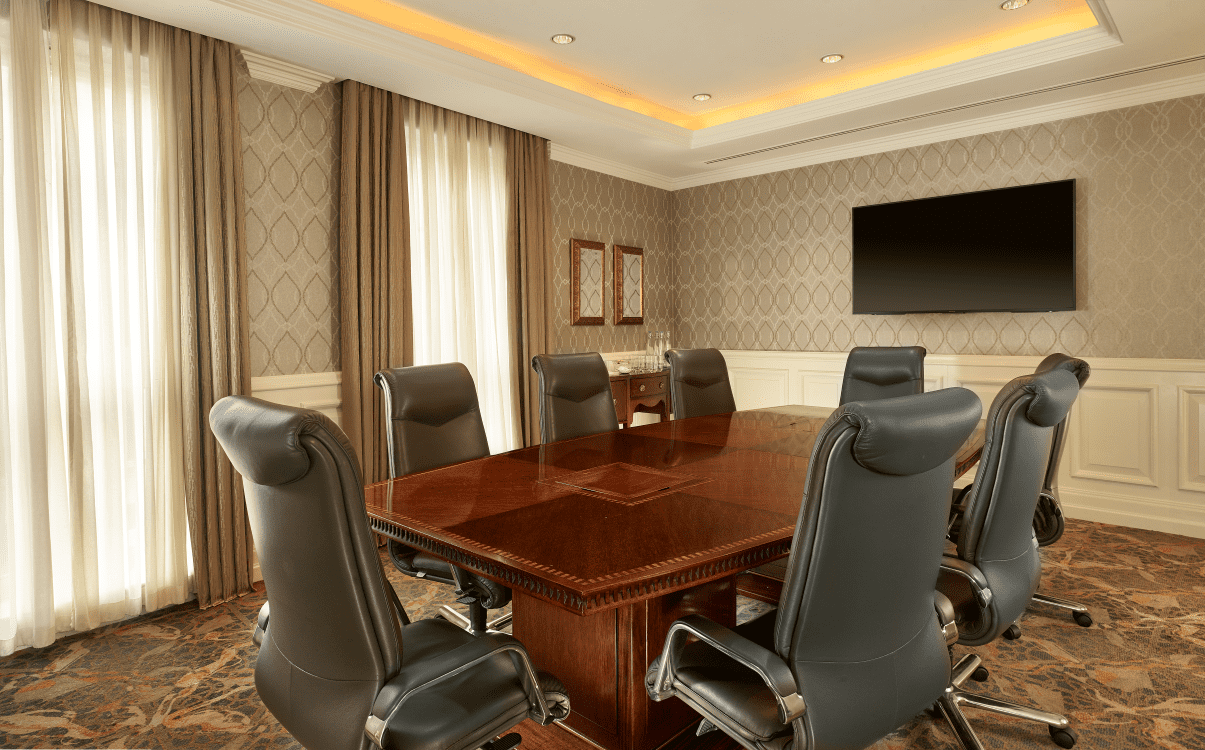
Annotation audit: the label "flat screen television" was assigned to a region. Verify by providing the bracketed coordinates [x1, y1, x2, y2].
[851, 179, 1076, 314]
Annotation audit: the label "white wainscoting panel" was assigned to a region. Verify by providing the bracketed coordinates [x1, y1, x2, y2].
[722, 350, 1205, 539]
[730, 367, 790, 410]
[1069, 384, 1158, 487]
[1180, 387, 1205, 493]
[250, 371, 343, 426]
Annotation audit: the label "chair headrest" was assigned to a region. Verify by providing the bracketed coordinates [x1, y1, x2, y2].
[1009, 368, 1080, 427]
[834, 388, 982, 476]
[374, 363, 480, 427]
[209, 396, 346, 486]
[846, 346, 926, 386]
[665, 348, 729, 388]
[531, 353, 611, 402]
[1034, 352, 1090, 388]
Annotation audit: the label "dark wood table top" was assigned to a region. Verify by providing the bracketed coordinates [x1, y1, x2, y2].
[364, 405, 985, 617]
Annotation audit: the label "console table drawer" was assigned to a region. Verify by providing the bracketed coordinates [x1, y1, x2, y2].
[628, 373, 667, 399]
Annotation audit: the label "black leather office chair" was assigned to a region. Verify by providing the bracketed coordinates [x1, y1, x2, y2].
[937, 369, 1082, 749]
[374, 364, 512, 635]
[664, 348, 737, 419]
[839, 346, 926, 405]
[210, 396, 569, 750]
[948, 356, 1093, 628]
[1027, 354, 1094, 626]
[646, 388, 982, 750]
[530, 353, 619, 443]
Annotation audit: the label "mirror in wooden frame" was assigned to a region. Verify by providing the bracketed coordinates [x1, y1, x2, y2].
[614, 245, 644, 325]
[571, 238, 605, 325]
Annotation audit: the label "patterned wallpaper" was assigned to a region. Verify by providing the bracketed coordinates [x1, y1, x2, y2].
[549, 161, 676, 355]
[239, 70, 342, 377]
[672, 94, 1205, 359]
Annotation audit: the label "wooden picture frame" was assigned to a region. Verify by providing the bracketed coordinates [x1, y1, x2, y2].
[613, 245, 644, 325]
[570, 239, 605, 326]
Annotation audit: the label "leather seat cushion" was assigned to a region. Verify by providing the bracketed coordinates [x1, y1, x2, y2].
[386, 619, 531, 750]
[645, 613, 787, 742]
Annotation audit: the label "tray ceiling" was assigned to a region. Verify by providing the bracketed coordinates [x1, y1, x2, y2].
[97, 0, 1205, 188]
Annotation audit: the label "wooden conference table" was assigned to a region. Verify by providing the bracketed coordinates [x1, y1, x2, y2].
[363, 405, 985, 750]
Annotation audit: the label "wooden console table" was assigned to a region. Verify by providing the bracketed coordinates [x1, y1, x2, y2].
[609, 370, 669, 427]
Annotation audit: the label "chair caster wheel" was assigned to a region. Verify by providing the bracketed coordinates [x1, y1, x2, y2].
[971, 666, 990, 682]
[1003, 624, 1022, 640]
[1049, 726, 1077, 748]
[1073, 612, 1093, 627]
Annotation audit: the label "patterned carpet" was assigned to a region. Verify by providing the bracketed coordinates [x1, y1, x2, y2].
[0, 519, 1202, 749]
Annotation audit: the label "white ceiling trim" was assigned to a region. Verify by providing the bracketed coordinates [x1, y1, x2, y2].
[211, 0, 693, 146]
[690, 0, 1122, 148]
[549, 144, 675, 191]
[550, 68, 1205, 192]
[672, 68, 1205, 189]
[240, 50, 339, 92]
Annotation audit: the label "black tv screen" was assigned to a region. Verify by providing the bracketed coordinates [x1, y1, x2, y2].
[851, 179, 1076, 314]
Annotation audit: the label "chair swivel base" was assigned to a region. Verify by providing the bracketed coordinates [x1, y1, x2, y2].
[937, 654, 1077, 749]
[1031, 592, 1093, 627]
[437, 604, 513, 635]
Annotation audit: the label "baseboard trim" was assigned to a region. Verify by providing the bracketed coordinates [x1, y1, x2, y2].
[1060, 487, 1205, 539]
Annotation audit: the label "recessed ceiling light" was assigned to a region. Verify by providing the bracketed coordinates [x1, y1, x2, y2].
[820, 54, 844, 64]
[550, 34, 575, 44]
[1000, 0, 1029, 9]
[693, 93, 712, 102]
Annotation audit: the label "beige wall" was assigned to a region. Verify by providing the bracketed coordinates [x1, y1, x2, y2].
[239, 70, 342, 378]
[672, 94, 1205, 359]
[549, 161, 676, 355]
[238, 84, 1205, 375]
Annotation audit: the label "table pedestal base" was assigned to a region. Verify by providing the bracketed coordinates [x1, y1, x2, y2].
[512, 577, 737, 750]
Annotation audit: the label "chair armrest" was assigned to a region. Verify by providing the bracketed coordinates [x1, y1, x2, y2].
[939, 556, 992, 607]
[365, 632, 556, 749]
[648, 614, 806, 725]
[934, 592, 958, 646]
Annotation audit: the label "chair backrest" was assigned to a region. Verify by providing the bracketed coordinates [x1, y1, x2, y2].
[531, 353, 620, 443]
[664, 348, 737, 419]
[210, 396, 401, 750]
[839, 346, 926, 405]
[773, 388, 981, 749]
[1033, 353, 1090, 494]
[374, 363, 491, 479]
[952, 369, 1080, 634]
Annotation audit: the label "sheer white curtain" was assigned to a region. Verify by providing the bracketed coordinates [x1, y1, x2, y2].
[405, 100, 518, 452]
[0, 0, 190, 657]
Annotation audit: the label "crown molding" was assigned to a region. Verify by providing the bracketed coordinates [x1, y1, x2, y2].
[240, 49, 339, 92]
[549, 144, 675, 191]
[668, 68, 1205, 190]
[213, 0, 692, 146]
[688, 1, 1122, 149]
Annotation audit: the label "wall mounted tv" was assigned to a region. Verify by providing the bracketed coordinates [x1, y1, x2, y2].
[851, 179, 1076, 314]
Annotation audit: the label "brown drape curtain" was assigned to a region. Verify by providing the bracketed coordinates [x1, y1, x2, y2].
[339, 81, 412, 483]
[173, 30, 254, 608]
[506, 131, 554, 448]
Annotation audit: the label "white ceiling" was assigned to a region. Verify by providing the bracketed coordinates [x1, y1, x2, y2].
[99, 0, 1205, 190]
[387, 0, 1100, 122]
